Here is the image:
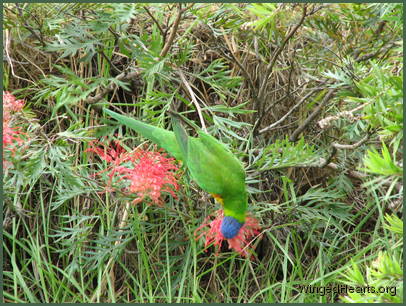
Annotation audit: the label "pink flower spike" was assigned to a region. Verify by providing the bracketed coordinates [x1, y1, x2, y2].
[87, 140, 180, 206]
[195, 210, 261, 258]
[3, 91, 24, 114]
[3, 91, 27, 168]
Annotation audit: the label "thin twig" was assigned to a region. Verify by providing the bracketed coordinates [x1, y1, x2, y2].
[160, 5, 182, 57]
[293, 147, 337, 168]
[319, 147, 337, 167]
[252, 80, 313, 135]
[289, 88, 337, 142]
[15, 3, 46, 47]
[177, 69, 207, 132]
[355, 41, 397, 63]
[108, 26, 121, 42]
[318, 102, 370, 129]
[259, 87, 324, 134]
[332, 134, 369, 150]
[85, 70, 142, 105]
[288, 150, 402, 192]
[254, 5, 308, 124]
[4, 29, 35, 85]
[219, 47, 257, 102]
[98, 49, 121, 75]
[324, 161, 402, 192]
[160, 3, 194, 58]
[144, 6, 165, 38]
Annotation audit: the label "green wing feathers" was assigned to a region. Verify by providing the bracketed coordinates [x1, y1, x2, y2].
[184, 130, 247, 221]
[197, 131, 245, 180]
[171, 115, 190, 164]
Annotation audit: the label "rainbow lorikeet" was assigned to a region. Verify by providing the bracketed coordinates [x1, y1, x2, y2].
[104, 108, 248, 239]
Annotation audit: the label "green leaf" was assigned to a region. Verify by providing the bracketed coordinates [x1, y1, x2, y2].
[362, 143, 402, 176]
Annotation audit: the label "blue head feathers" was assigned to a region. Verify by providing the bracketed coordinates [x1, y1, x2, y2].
[221, 216, 244, 239]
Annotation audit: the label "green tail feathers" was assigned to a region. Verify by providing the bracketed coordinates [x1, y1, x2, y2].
[103, 109, 183, 161]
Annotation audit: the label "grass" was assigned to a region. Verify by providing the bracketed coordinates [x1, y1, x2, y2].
[3, 169, 398, 302]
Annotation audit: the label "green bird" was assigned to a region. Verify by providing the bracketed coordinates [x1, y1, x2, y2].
[104, 108, 248, 239]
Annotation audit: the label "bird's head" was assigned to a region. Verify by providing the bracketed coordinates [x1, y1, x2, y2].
[211, 193, 247, 239]
[220, 216, 244, 239]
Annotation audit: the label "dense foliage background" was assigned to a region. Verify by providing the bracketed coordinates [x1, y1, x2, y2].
[2, 3, 403, 303]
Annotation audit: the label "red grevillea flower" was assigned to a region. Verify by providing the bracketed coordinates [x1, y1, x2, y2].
[87, 140, 180, 206]
[3, 91, 24, 117]
[194, 209, 261, 258]
[3, 123, 24, 148]
[3, 91, 25, 147]
[3, 91, 26, 168]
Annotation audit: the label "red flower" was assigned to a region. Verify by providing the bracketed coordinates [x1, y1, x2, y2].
[87, 140, 180, 206]
[3, 91, 26, 168]
[87, 139, 127, 164]
[3, 91, 25, 146]
[194, 210, 261, 258]
[3, 91, 24, 118]
[2, 123, 24, 148]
